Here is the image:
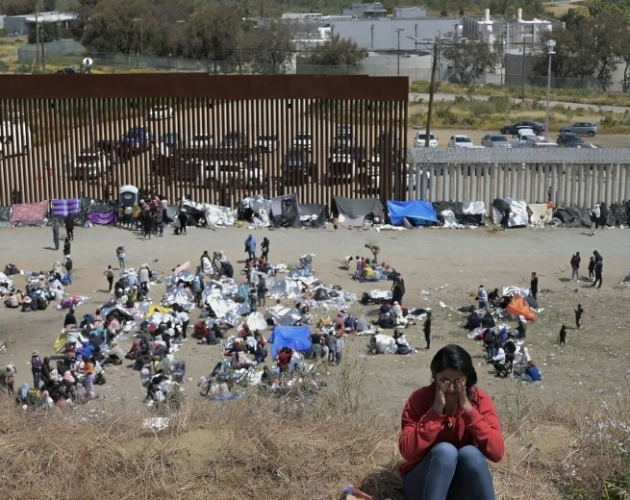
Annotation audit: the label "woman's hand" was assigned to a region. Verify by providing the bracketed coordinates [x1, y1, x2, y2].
[455, 379, 472, 413]
[432, 380, 449, 414]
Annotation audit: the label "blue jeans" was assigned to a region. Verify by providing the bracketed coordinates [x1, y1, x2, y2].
[403, 443, 496, 500]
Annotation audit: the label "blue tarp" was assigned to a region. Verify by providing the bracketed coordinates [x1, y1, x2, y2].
[268, 325, 312, 359]
[387, 200, 438, 226]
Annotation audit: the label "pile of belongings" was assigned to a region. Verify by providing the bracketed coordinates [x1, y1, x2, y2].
[0, 271, 16, 297]
[360, 289, 393, 305]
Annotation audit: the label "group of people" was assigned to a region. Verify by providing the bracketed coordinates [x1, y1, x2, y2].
[569, 250, 604, 288]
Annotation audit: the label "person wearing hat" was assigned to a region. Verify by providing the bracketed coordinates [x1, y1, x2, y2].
[31, 352, 43, 389]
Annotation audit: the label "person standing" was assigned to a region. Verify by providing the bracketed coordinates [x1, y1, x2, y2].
[501, 207, 511, 230]
[64, 255, 73, 285]
[261, 237, 270, 262]
[64, 215, 74, 241]
[116, 246, 125, 271]
[587, 256, 596, 281]
[530, 272, 539, 300]
[423, 311, 432, 350]
[52, 219, 60, 250]
[177, 209, 188, 235]
[245, 234, 256, 260]
[558, 325, 567, 345]
[104, 265, 115, 292]
[574, 304, 584, 330]
[591, 251, 603, 289]
[63, 237, 71, 258]
[257, 276, 268, 307]
[399, 345, 504, 500]
[31, 352, 43, 389]
[570, 252, 581, 282]
[477, 285, 489, 313]
[334, 333, 344, 366]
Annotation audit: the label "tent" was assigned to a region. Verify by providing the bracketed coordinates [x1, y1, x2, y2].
[455, 201, 486, 226]
[268, 325, 312, 359]
[528, 203, 553, 224]
[492, 198, 530, 228]
[10, 201, 48, 226]
[332, 196, 385, 227]
[51, 199, 80, 219]
[505, 294, 536, 322]
[271, 194, 300, 228]
[555, 207, 592, 228]
[387, 200, 437, 226]
[299, 203, 327, 228]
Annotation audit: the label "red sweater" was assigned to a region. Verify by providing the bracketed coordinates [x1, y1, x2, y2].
[399, 384, 504, 476]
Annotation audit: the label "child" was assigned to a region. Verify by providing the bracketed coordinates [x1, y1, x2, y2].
[423, 311, 432, 349]
[574, 304, 584, 330]
[334, 334, 344, 366]
[558, 324, 567, 345]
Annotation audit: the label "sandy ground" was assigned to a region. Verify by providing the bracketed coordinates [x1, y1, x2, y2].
[1, 223, 629, 419]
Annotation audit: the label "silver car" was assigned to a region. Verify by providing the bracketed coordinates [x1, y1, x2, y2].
[481, 133, 511, 148]
[559, 122, 598, 137]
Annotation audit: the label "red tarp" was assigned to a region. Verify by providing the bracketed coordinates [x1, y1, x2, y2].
[10, 201, 48, 223]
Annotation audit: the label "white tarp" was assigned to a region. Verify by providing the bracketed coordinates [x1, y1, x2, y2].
[439, 210, 459, 228]
[492, 199, 530, 228]
[374, 334, 397, 354]
[528, 203, 553, 225]
[461, 201, 486, 217]
[267, 277, 303, 300]
[208, 297, 250, 320]
[204, 204, 236, 227]
[244, 311, 268, 331]
[502, 285, 530, 297]
[369, 289, 393, 300]
[267, 306, 303, 326]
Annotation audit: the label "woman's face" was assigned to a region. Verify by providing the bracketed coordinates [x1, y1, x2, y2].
[435, 368, 467, 401]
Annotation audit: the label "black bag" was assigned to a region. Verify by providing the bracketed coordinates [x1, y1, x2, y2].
[313, 288, 330, 301]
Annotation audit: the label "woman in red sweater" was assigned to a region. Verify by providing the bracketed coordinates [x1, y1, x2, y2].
[399, 344, 504, 500]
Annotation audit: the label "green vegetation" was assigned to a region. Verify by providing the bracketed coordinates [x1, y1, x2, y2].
[408, 94, 630, 133]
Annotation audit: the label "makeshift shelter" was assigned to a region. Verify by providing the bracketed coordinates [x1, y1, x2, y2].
[555, 207, 592, 228]
[268, 325, 312, 359]
[492, 198, 530, 228]
[51, 199, 80, 219]
[238, 195, 271, 223]
[505, 294, 536, 322]
[0, 206, 12, 227]
[387, 200, 437, 226]
[10, 201, 48, 226]
[271, 194, 300, 228]
[82, 199, 118, 225]
[528, 203, 553, 224]
[299, 203, 327, 228]
[181, 200, 235, 227]
[432, 201, 486, 227]
[332, 196, 384, 227]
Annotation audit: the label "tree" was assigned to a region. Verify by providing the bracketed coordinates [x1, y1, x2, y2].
[241, 22, 295, 74]
[442, 40, 499, 84]
[2, 0, 37, 15]
[184, 4, 242, 66]
[303, 35, 366, 67]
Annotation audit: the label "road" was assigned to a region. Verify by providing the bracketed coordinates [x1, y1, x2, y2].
[409, 92, 630, 114]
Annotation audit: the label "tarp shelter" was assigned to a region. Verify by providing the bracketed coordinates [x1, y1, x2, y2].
[10, 201, 48, 226]
[239, 195, 271, 222]
[332, 196, 384, 227]
[555, 207, 592, 228]
[529, 203, 553, 224]
[51, 199, 80, 219]
[0, 206, 12, 226]
[432, 201, 486, 227]
[387, 200, 437, 226]
[271, 194, 300, 228]
[268, 325, 312, 359]
[492, 198, 530, 228]
[505, 294, 536, 322]
[299, 203, 327, 228]
[82, 199, 118, 225]
[182, 200, 235, 227]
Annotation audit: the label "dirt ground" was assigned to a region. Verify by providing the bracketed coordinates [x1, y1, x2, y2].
[1, 223, 629, 422]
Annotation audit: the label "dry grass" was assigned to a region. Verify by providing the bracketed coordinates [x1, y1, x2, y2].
[0, 380, 629, 500]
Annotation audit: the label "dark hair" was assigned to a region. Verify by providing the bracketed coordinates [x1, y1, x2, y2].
[430, 344, 478, 391]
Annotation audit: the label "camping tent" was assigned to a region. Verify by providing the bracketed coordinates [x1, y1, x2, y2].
[387, 200, 437, 226]
[268, 325, 312, 359]
[505, 294, 536, 322]
[271, 194, 300, 228]
[555, 207, 592, 228]
[492, 198, 530, 228]
[299, 203, 327, 228]
[332, 196, 384, 227]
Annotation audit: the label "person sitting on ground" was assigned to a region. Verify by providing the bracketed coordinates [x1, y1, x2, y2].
[399, 344, 504, 500]
[277, 347, 293, 373]
[490, 345, 506, 369]
[392, 301, 408, 327]
[394, 328, 413, 355]
[513, 318, 527, 339]
[520, 361, 542, 383]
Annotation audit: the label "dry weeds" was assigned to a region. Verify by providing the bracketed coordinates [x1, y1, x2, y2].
[0, 383, 628, 500]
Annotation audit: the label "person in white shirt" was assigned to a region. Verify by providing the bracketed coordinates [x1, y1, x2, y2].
[477, 285, 490, 313]
[392, 301, 408, 326]
[492, 347, 505, 365]
[175, 310, 189, 340]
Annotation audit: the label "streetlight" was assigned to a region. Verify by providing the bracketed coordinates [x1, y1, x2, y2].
[544, 39, 556, 140]
[407, 35, 419, 53]
[132, 18, 144, 56]
[395, 27, 404, 76]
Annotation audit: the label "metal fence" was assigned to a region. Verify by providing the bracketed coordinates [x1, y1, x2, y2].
[407, 148, 630, 210]
[0, 74, 408, 207]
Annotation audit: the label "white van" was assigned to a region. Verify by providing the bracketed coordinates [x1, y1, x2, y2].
[0, 119, 32, 159]
[415, 130, 438, 148]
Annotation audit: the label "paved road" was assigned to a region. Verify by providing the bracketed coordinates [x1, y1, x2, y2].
[409, 92, 629, 114]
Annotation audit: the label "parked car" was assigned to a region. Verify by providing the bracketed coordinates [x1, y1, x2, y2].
[147, 105, 173, 120]
[559, 122, 598, 137]
[120, 127, 154, 153]
[190, 135, 214, 148]
[509, 128, 537, 147]
[221, 131, 248, 149]
[557, 132, 586, 147]
[255, 134, 279, 153]
[414, 131, 438, 148]
[521, 136, 558, 148]
[73, 149, 110, 180]
[292, 133, 313, 152]
[448, 135, 475, 148]
[281, 148, 318, 184]
[500, 121, 545, 135]
[481, 133, 511, 148]
[199, 160, 262, 189]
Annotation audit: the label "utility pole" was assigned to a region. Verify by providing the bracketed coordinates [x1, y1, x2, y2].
[520, 26, 530, 99]
[395, 28, 404, 76]
[425, 41, 439, 148]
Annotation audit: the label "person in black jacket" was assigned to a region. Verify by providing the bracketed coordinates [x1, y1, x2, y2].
[530, 272, 539, 300]
[423, 311, 432, 349]
[177, 209, 188, 235]
[64, 215, 74, 241]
